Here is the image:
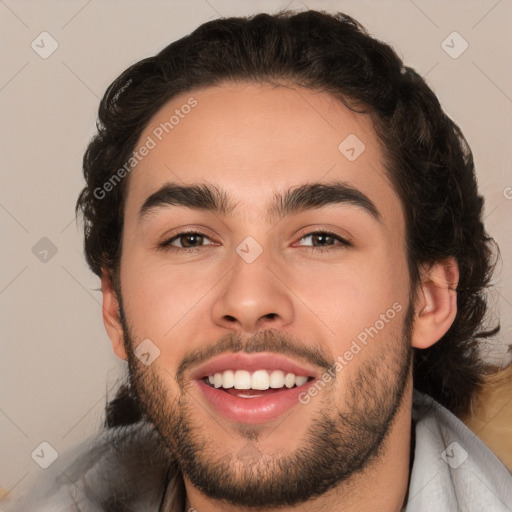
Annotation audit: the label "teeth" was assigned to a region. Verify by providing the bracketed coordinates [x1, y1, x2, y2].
[205, 369, 309, 390]
[222, 370, 234, 388]
[295, 376, 308, 386]
[284, 372, 295, 388]
[269, 370, 285, 388]
[251, 370, 269, 390]
[234, 370, 251, 389]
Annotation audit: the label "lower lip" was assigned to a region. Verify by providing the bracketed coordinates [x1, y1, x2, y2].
[195, 380, 312, 424]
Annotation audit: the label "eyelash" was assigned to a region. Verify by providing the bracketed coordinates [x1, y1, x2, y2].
[159, 229, 351, 253]
[297, 230, 351, 252]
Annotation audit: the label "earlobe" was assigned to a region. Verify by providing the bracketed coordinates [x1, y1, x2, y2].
[100, 268, 128, 360]
[411, 257, 459, 350]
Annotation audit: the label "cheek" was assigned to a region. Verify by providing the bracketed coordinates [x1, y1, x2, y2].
[119, 249, 221, 361]
[288, 248, 409, 346]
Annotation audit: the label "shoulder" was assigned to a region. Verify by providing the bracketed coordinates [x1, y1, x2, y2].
[406, 390, 512, 512]
[3, 421, 176, 511]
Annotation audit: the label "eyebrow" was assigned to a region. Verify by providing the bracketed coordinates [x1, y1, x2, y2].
[138, 181, 381, 223]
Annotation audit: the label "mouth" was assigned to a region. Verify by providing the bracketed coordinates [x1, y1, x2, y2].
[191, 353, 318, 424]
[202, 369, 312, 394]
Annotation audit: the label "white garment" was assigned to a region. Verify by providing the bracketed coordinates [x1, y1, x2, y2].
[405, 392, 512, 511]
[4, 391, 511, 511]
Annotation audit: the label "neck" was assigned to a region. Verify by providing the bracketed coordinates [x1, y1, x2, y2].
[184, 383, 414, 512]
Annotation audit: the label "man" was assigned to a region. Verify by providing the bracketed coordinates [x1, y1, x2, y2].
[8, 9, 512, 512]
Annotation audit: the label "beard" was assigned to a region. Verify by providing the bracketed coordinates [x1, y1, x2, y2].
[119, 302, 413, 508]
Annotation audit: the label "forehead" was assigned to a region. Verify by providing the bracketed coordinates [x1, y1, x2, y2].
[124, 82, 402, 227]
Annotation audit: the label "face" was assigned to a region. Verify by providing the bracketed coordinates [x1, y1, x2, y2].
[112, 82, 415, 507]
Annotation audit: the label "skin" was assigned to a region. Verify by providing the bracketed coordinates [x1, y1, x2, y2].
[101, 82, 459, 511]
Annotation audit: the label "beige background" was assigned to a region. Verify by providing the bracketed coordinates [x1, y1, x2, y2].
[1, 0, 511, 497]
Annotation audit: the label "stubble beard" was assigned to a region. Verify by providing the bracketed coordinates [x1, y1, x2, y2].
[120, 304, 413, 508]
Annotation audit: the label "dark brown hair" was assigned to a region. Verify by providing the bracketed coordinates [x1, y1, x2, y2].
[76, 10, 498, 419]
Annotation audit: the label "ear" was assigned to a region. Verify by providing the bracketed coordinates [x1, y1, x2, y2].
[411, 257, 459, 350]
[101, 268, 127, 360]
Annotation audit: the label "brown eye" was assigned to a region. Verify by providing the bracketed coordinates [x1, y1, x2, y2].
[310, 233, 336, 246]
[177, 233, 205, 247]
[297, 231, 350, 250]
[161, 232, 214, 250]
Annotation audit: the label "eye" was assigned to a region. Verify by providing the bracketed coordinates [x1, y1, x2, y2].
[160, 231, 215, 250]
[158, 229, 350, 252]
[296, 231, 351, 251]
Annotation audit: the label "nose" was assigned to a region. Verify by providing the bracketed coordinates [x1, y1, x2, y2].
[210, 248, 294, 333]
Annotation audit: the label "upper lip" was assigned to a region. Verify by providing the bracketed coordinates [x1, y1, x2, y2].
[190, 352, 320, 380]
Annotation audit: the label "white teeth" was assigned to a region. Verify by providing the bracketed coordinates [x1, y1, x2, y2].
[284, 372, 295, 388]
[251, 370, 270, 390]
[222, 370, 234, 388]
[269, 370, 285, 388]
[234, 370, 251, 389]
[295, 376, 308, 386]
[205, 369, 309, 390]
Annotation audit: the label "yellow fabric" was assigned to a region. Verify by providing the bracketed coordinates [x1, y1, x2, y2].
[464, 365, 512, 472]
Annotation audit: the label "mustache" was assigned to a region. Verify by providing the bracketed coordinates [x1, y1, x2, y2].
[175, 329, 334, 386]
